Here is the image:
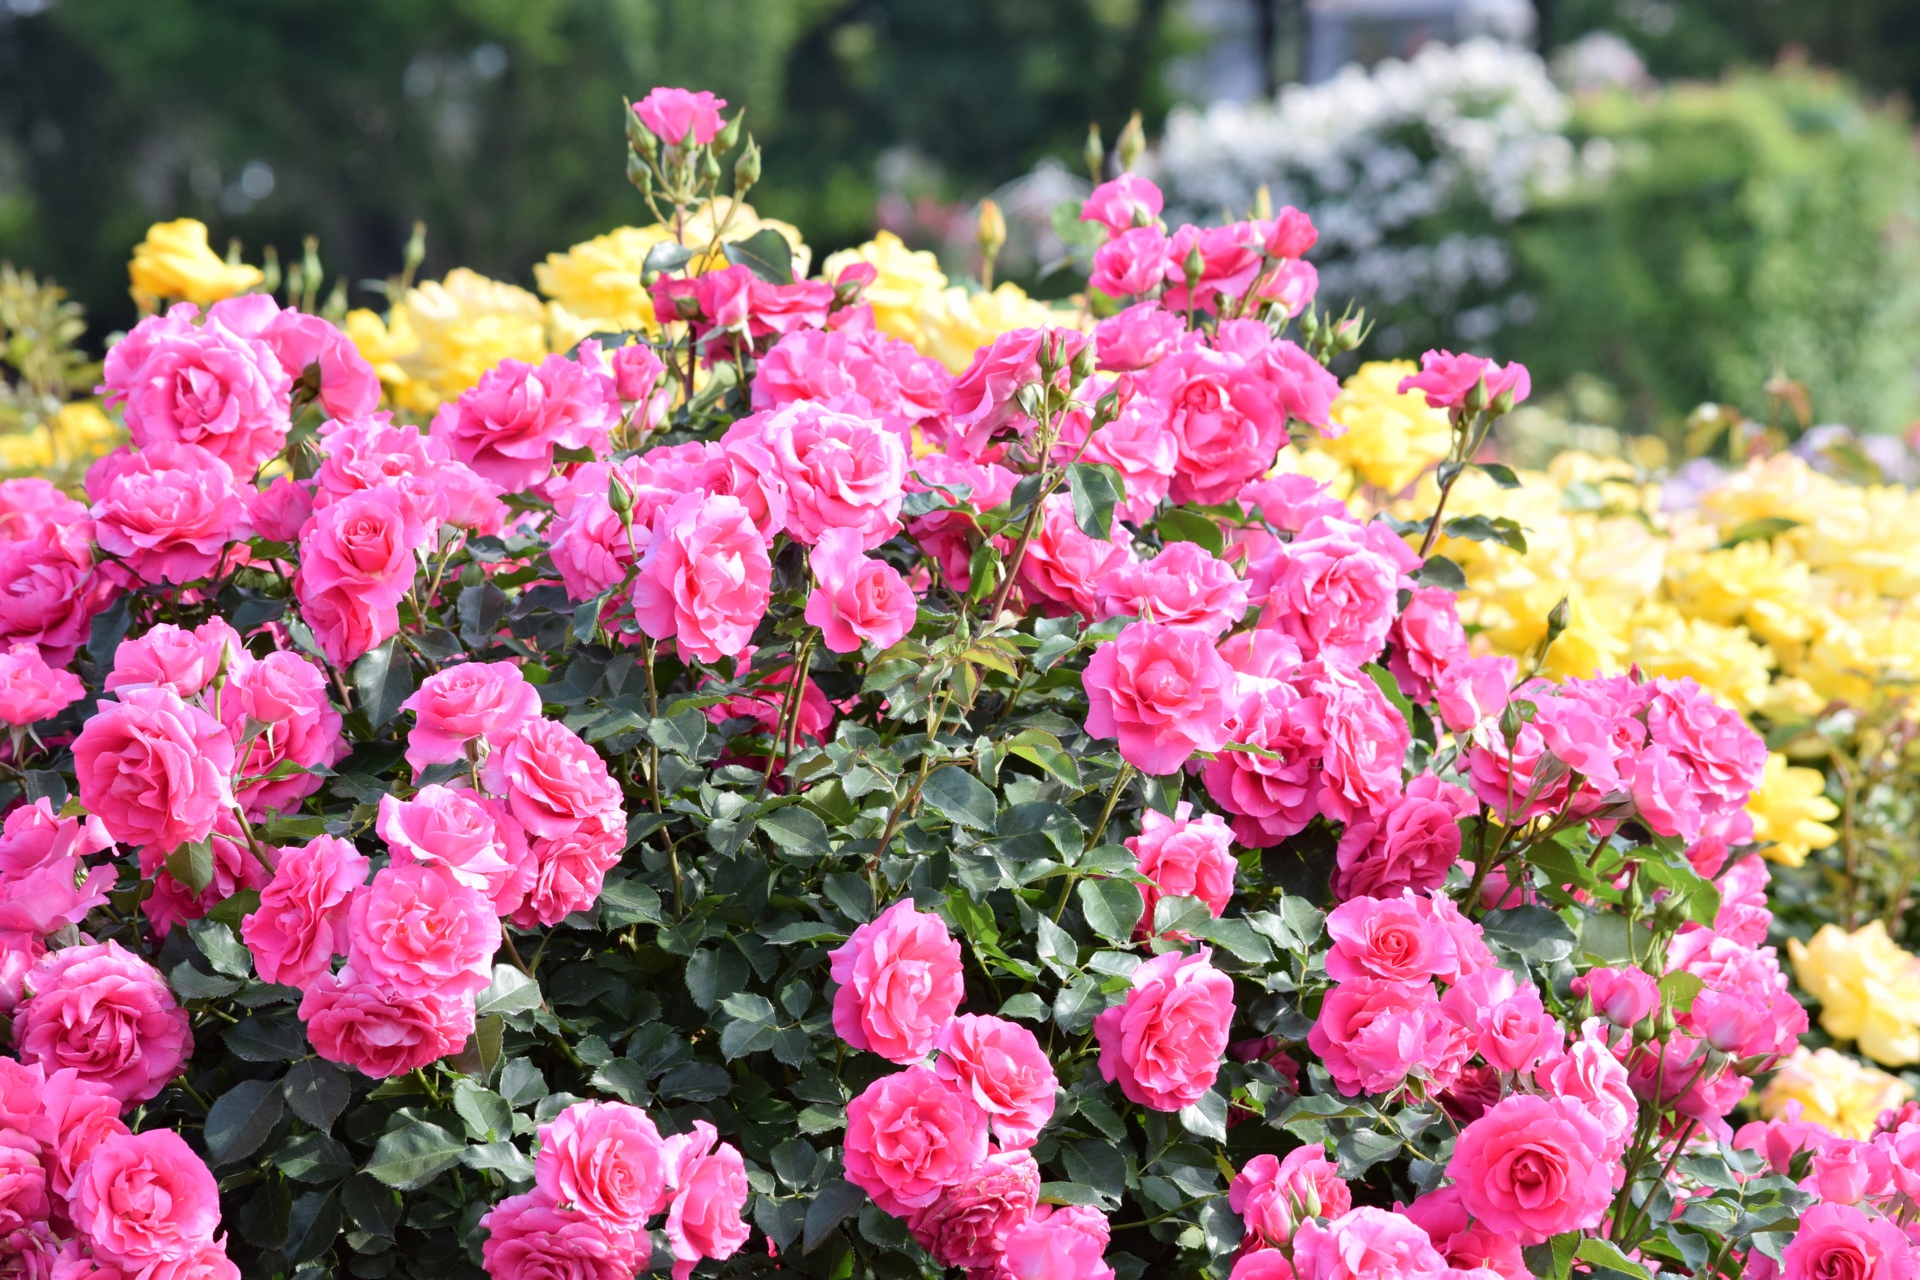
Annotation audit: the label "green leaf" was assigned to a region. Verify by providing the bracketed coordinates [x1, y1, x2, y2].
[365, 1120, 465, 1190]
[453, 1080, 513, 1142]
[166, 840, 215, 895]
[920, 765, 998, 831]
[1189, 915, 1274, 963]
[476, 965, 543, 1017]
[1152, 894, 1215, 940]
[1474, 461, 1523, 489]
[648, 708, 709, 757]
[1177, 1089, 1229, 1142]
[274, 1131, 355, 1184]
[284, 1059, 351, 1132]
[205, 1079, 285, 1167]
[458, 581, 511, 646]
[643, 242, 696, 278]
[723, 228, 795, 284]
[462, 1140, 535, 1183]
[1362, 663, 1416, 727]
[499, 1058, 548, 1107]
[1066, 462, 1126, 540]
[1006, 729, 1082, 786]
[1155, 507, 1226, 556]
[1442, 513, 1528, 553]
[1481, 905, 1576, 963]
[1039, 1182, 1110, 1208]
[1659, 970, 1705, 1016]
[1413, 555, 1467, 591]
[189, 919, 253, 978]
[170, 961, 241, 1001]
[759, 805, 832, 856]
[340, 1173, 402, 1238]
[351, 637, 414, 728]
[1335, 1127, 1403, 1178]
[1577, 1237, 1652, 1280]
[1077, 879, 1144, 945]
[87, 594, 133, 666]
[803, 1178, 866, 1254]
[225, 1017, 308, 1062]
[1721, 516, 1799, 548]
[285, 1190, 342, 1265]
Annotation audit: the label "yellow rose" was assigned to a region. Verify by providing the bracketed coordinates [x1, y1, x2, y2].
[1789, 921, 1920, 1066]
[394, 269, 550, 410]
[1758, 1046, 1910, 1139]
[535, 226, 672, 339]
[1665, 538, 1814, 652]
[1747, 751, 1838, 868]
[50, 401, 124, 463]
[0, 427, 51, 474]
[1627, 603, 1773, 712]
[1313, 361, 1454, 494]
[128, 219, 265, 308]
[917, 283, 1071, 374]
[820, 231, 949, 348]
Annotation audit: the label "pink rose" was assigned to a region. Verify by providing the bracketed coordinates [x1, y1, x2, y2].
[1571, 966, 1659, 1028]
[1084, 622, 1233, 775]
[1205, 679, 1325, 847]
[346, 863, 500, 999]
[399, 661, 541, 773]
[1333, 774, 1474, 901]
[1715, 854, 1773, 946]
[0, 1129, 47, 1237]
[1094, 302, 1187, 373]
[299, 963, 474, 1079]
[805, 527, 919, 653]
[510, 816, 623, 929]
[1265, 206, 1318, 259]
[1081, 174, 1163, 234]
[67, 1130, 219, 1266]
[0, 645, 81, 726]
[1229, 1253, 1296, 1280]
[1645, 677, 1767, 814]
[0, 796, 109, 882]
[1090, 226, 1169, 297]
[1667, 928, 1804, 1061]
[752, 327, 947, 422]
[430, 353, 616, 493]
[31, 1068, 127, 1200]
[693, 264, 754, 334]
[942, 327, 1074, 457]
[737, 401, 906, 548]
[1399, 1185, 1529, 1280]
[226, 653, 345, 819]
[378, 786, 527, 914]
[609, 342, 669, 416]
[248, 476, 314, 544]
[1096, 541, 1248, 637]
[105, 619, 240, 699]
[1231, 1147, 1352, 1248]
[12, 943, 192, 1107]
[905, 454, 1018, 591]
[1066, 396, 1178, 523]
[660, 1120, 750, 1280]
[479, 1192, 641, 1280]
[701, 654, 836, 749]
[1290, 1207, 1449, 1280]
[1324, 893, 1459, 985]
[73, 685, 235, 854]
[1446, 1094, 1613, 1244]
[0, 935, 38, 1016]
[1467, 724, 1568, 825]
[534, 1101, 668, 1230]
[1475, 986, 1563, 1074]
[843, 1065, 990, 1215]
[481, 717, 623, 842]
[0, 1056, 41, 1135]
[1127, 802, 1237, 935]
[634, 86, 727, 145]
[1780, 1202, 1914, 1280]
[241, 834, 368, 989]
[101, 303, 292, 474]
[746, 278, 835, 340]
[229, 301, 381, 421]
[1397, 350, 1530, 413]
[1, 1224, 56, 1278]
[1000, 1204, 1116, 1280]
[1308, 661, 1411, 825]
[1388, 588, 1467, 701]
[829, 899, 964, 1063]
[1094, 948, 1234, 1110]
[630, 492, 773, 664]
[1252, 515, 1418, 667]
[1012, 494, 1134, 620]
[296, 580, 395, 668]
[296, 484, 422, 607]
[85, 443, 248, 585]
[1308, 977, 1462, 1098]
[138, 813, 273, 938]
[933, 1014, 1058, 1148]
[1146, 345, 1291, 506]
[0, 517, 116, 667]
[1161, 225, 1263, 314]
[1433, 655, 1514, 735]
[908, 1148, 1039, 1273]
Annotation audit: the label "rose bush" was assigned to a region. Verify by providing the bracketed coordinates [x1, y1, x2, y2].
[0, 83, 1870, 1280]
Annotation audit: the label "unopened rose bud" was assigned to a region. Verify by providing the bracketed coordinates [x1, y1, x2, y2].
[1490, 386, 1517, 417]
[1499, 702, 1523, 744]
[977, 199, 1007, 256]
[1182, 241, 1204, 286]
[1070, 341, 1096, 385]
[733, 138, 762, 191]
[608, 473, 635, 520]
[1546, 596, 1570, 641]
[1253, 183, 1273, 221]
[1093, 388, 1122, 427]
[715, 111, 743, 153]
[627, 151, 652, 193]
[1465, 377, 1488, 415]
[702, 149, 722, 182]
[1299, 306, 1320, 338]
[1116, 110, 1145, 173]
[1084, 123, 1104, 183]
[626, 103, 658, 161]
[1014, 382, 1046, 422]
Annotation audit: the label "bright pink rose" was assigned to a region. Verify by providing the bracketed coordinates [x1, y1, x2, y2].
[0, 796, 109, 883]
[299, 964, 475, 1079]
[1467, 724, 1568, 824]
[1399, 1185, 1529, 1280]
[843, 1065, 990, 1215]
[805, 527, 918, 653]
[1096, 541, 1247, 637]
[1389, 588, 1468, 702]
[347, 862, 500, 999]
[67, 1130, 218, 1266]
[1715, 854, 1773, 946]
[0, 1129, 47, 1236]
[1232, 1147, 1352, 1248]
[1084, 621, 1233, 775]
[248, 476, 314, 544]
[1012, 494, 1134, 620]
[1265, 206, 1318, 259]
[31, 1068, 126, 1201]
[295, 579, 396, 668]
[0, 645, 81, 726]
[1333, 774, 1474, 901]
[1309, 977, 1461, 1098]
[1229, 1253, 1296, 1280]
[534, 1101, 668, 1230]
[693, 264, 754, 335]
[226, 652, 345, 819]
[104, 619, 240, 699]
[481, 717, 623, 842]
[138, 812, 273, 938]
[1736, 1115, 1827, 1178]
[0, 477, 85, 542]
[479, 1192, 642, 1280]
[1205, 679, 1326, 847]
[1324, 893, 1459, 985]
[1645, 677, 1768, 814]
[737, 401, 906, 548]
[1571, 966, 1659, 1028]
[1161, 224, 1263, 314]
[1094, 302, 1187, 373]
[634, 86, 727, 145]
[753, 328, 947, 422]
[702, 657, 836, 750]
[1307, 661, 1410, 825]
[1667, 927, 1804, 1061]
[1000, 1204, 1115, 1280]
[378, 786, 527, 914]
[101, 303, 292, 474]
[747, 278, 835, 340]
[13, 942, 192, 1106]
[1446, 1094, 1613, 1245]
[933, 1014, 1058, 1148]
[0, 515, 116, 667]
[630, 492, 773, 664]
[1239, 474, 1348, 535]
[1291, 1207, 1450, 1280]
[609, 342, 669, 417]
[73, 684, 234, 853]
[1475, 986, 1563, 1074]
[229, 301, 382, 421]
[430, 353, 616, 493]
[1081, 174, 1163, 234]
[1146, 345, 1290, 506]
[1127, 801, 1237, 935]
[85, 443, 247, 585]
[1094, 948, 1234, 1110]
[1067, 397, 1179, 523]
[906, 455, 1017, 591]
[297, 483, 422, 607]
[1433, 655, 1514, 734]
[1252, 515, 1418, 667]
[400, 661, 541, 773]
[1091, 226, 1169, 297]
[1, 1223, 56, 1279]
[242, 834, 368, 988]
[0, 935, 38, 1016]
[908, 1148, 1039, 1273]
[1397, 351, 1530, 413]
[942, 327, 1068, 457]
[510, 817, 622, 929]
[0, 1058, 40, 1136]
[829, 898, 964, 1063]
[660, 1120, 750, 1280]
[1811, 1139, 1893, 1206]
[1780, 1203, 1914, 1280]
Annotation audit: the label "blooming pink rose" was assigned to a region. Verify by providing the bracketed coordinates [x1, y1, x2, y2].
[702, 654, 836, 750]
[30, 1068, 126, 1201]
[137, 812, 274, 938]
[0, 645, 81, 726]
[1252, 515, 1418, 667]
[1467, 724, 1568, 825]
[1333, 774, 1474, 901]
[934, 1014, 1058, 1148]
[241, 303, 381, 420]
[378, 786, 527, 914]
[248, 475, 314, 544]
[1094, 302, 1187, 373]
[481, 717, 623, 842]
[1000, 1204, 1116, 1280]
[1081, 174, 1163, 234]
[630, 492, 773, 664]
[908, 1148, 1039, 1273]
[1399, 1185, 1529, 1280]
[1307, 662, 1411, 825]
[1012, 494, 1134, 620]
[1645, 677, 1768, 815]
[67, 1130, 218, 1266]
[0, 477, 86, 542]
[399, 661, 541, 774]
[297, 483, 422, 607]
[829, 898, 964, 1063]
[1433, 656, 1514, 734]
[805, 527, 918, 653]
[1570, 966, 1658, 1028]
[1389, 588, 1468, 702]
[1475, 986, 1563, 1074]
[1397, 351, 1530, 413]
[296, 579, 396, 668]
[1666, 927, 1804, 1061]
[510, 816, 622, 929]
[300, 963, 475, 1078]
[430, 353, 617, 493]
[0, 796, 109, 884]
[1096, 541, 1248, 637]
[1810, 1139, 1893, 1205]
[105, 619, 240, 699]
[0, 1058, 41, 1137]
[85, 443, 248, 585]
[1146, 345, 1290, 506]
[1084, 622, 1233, 776]
[660, 1120, 750, 1280]
[346, 863, 499, 1000]
[480, 1192, 642, 1280]
[241, 834, 368, 988]
[1265, 206, 1318, 259]
[1095, 948, 1234, 1110]
[1736, 1115, 1827, 1178]
[0, 515, 116, 667]
[1780, 1203, 1914, 1280]
[225, 653, 345, 819]
[1205, 679, 1325, 847]
[753, 328, 947, 422]
[1232, 1147, 1352, 1248]
[1067, 397, 1179, 524]
[0, 935, 38, 1016]
[906, 454, 1018, 591]
[1239, 475, 1347, 536]
[101, 303, 292, 474]
[942, 328, 1073, 458]
[1091, 226, 1169, 297]
[1715, 854, 1772, 946]
[844, 1065, 990, 1215]
[1161, 224, 1264, 314]
[1446, 1094, 1612, 1245]
[1291, 1207, 1450, 1280]
[534, 1101, 668, 1230]
[73, 684, 234, 853]
[11, 943, 191, 1107]
[1324, 893, 1459, 985]
[1309, 977, 1462, 1098]
[635, 86, 727, 145]
[0, 1129, 47, 1237]
[609, 342, 669, 416]
[1229, 1253, 1296, 1280]
[1, 1223, 57, 1279]
[736, 401, 905, 548]
[746, 278, 836, 341]
[1128, 802, 1237, 936]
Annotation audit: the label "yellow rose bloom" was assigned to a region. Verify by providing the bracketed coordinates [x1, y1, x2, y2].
[1699, 452, 1839, 530]
[128, 218, 265, 308]
[917, 283, 1069, 374]
[820, 231, 949, 348]
[535, 226, 672, 339]
[1747, 751, 1839, 868]
[1665, 538, 1814, 651]
[1314, 361, 1454, 494]
[1758, 1047, 1911, 1138]
[1627, 603, 1773, 712]
[51, 401, 124, 463]
[1789, 921, 1920, 1066]
[394, 269, 550, 410]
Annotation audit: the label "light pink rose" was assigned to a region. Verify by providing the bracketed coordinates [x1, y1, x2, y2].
[1475, 986, 1563, 1074]
[634, 86, 727, 145]
[1397, 351, 1530, 413]
[1232, 1146, 1352, 1248]
[1081, 174, 1163, 234]
[1094, 948, 1234, 1110]
[908, 1148, 1039, 1273]
[67, 1130, 219, 1267]
[829, 898, 963, 1063]
[1000, 1204, 1116, 1280]
[101, 303, 292, 475]
[0, 644, 81, 726]
[12, 942, 190, 1108]
[1812, 1140, 1894, 1205]
[746, 278, 835, 341]
[0, 797, 110, 882]
[1645, 677, 1768, 814]
[1291, 1207, 1450, 1280]
[1094, 302, 1187, 373]
[479, 1191, 642, 1280]
[1205, 678, 1325, 847]
[510, 816, 623, 929]
[630, 492, 773, 664]
[660, 1120, 750, 1280]
[1779, 1203, 1914, 1280]
[225, 652, 345, 819]
[1265, 206, 1318, 258]
[226, 301, 381, 421]
[299, 963, 475, 1079]
[736, 401, 906, 548]
[241, 834, 368, 989]
[399, 661, 542, 774]
[1309, 977, 1463, 1098]
[1091, 226, 1169, 297]
[933, 1014, 1058, 1148]
[1084, 621, 1233, 776]
[1531, 1022, 1638, 1161]
[247, 475, 314, 544]
[1446, 1094, 1613, 1245]
[377, 786, 524, 912]
[30, 1068, 126, 1201]
[1127, 802, 1236, 936]
[312, 415, 449, 532]
[1324, 893, 1459, 985]
[1389, 588, 1468, 701]
[534, 1101, 668, 1230]
[346, 863, 500, 999]
[296, 484, 421, 606]
[1096, 541, 1247, 637]
[1667, 927, 1804, 1061]
[1333, 774, 1474, 901]
[1432, 655, 1514, 735]
[1714, 854, 1772, 946]
[805, 527, 918, 653]
[430, 353, 617, 493]
[942, 328, 1052, 458]
[753, 328, 949, 423]
[481, 717, 623, 842]
[1306, 661, 1410, 825]
[843, 1065, 990, 1215]
[104, 619, 239, 699]
[1011, 494, 1134, 620]
[85, 443, 248, 585]
[77, 686, 233, 860]
[1399, 1185, 1529, 1280]
[1252, 515, 1418, 667]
